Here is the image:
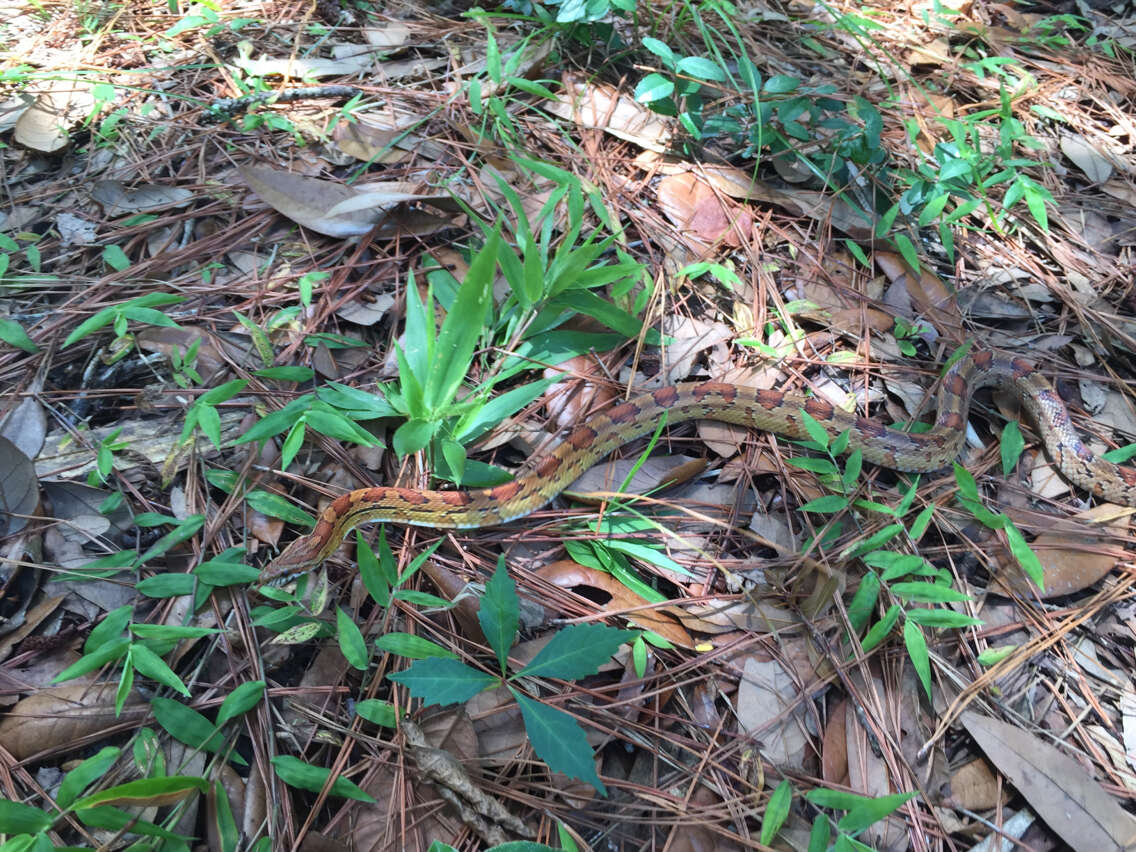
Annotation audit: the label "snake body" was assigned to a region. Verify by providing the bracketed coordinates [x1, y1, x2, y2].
[260, 350, 1136, 583]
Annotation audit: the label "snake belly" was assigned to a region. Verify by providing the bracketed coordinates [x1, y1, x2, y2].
[260, 349, 1136, 582]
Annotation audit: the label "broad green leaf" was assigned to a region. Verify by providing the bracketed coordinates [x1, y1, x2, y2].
[0, 317, 37, 352]
[302, 409, 383, 447]
[842, 523, 904, 559]
[0, 800, 52, 835]
[245, 490, 316, 526]
[150, 696, 227, 754]
[70, 775, 210, 811]
[392, 418, 437, 457]
[211, 778, 240, 852]
[355, 699, 398, 728]
[860, 604, 901, 652]
[903, 621, 932, 700]
[357, 532, 390, 608]
[513, 691, 604, 794]
[516, 624, 635, 680]
[1004, 520, 1044, 589]
[130, 645, 190, 696]
[904, 608, 983, 628]
[57, 746, 120, 809]
[480, 557, 518, 672]
[337, 608, 369, 670]
[800, 409, 830, 449]
[376, 632, 458, 659]
[761, 779, 793, 845]
[131, 624, 218, 640]
[634, 73, 674, 103]
[215, 681, 265, 727]
[675, 56, 726, 81]
[838, 791, 918, 834]
[846, 572, 879, 634]
[425, 231, 499, 413]
[53, 639, 130, 682]
[1000, 421, 1025, 475]
[195, 560, 260, 586]
[889, 581, 969, 604]
[136, 573, 196, 598]
[254, 366, 314, 382]
[799, 495, 849, 513]
[387, 658, 499, 705]
[86, 605, 132, 652]
[77, 804, 190, 841]
[270, 755, 375, 802]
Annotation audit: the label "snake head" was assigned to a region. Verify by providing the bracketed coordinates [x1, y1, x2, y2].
[259, 534, 326, 585]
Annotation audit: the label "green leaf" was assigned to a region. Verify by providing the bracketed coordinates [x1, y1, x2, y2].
[0, 317, 37, 352]
[270, 755, 376, 802]
[675, 56, 726, 81]
[761, 779, 793, 845]
[860, 604, 901, 652]
[76, 803, 189, 841]
[130, 645, 190, 696]
[245, 490, 316, 526]
[136, 573, 196, 598]
[889, 581, 970, 603]
[102, 244, 131, 271]
[195, 559, 260, 586]
[516, 623, 635, 680]
[634, 73, 674, 103]
[357, 532, 391, 608]
[763, 74, 800, 93]
[513, 691, 605, 794]
[355, 699, 398, 728]
[53, 639, 130, 683]
[1000, 421, 1025, 475]
[337, 607, 369, 670]
[838, 791, 918, 833]
[211, 778, 240, 852]
[1004, 520, 1044, 589]
[808, 813, 831, 852]
[253, 366, 315, 382]
[151, 696, 228, 754]
[893, 233, 919, 271]
[69, 775, 210, 811]
[480, 557, 518, 672]
[131, 624, 218, 640]
[846, 572, 879, 634]
[425, 230, 498, 413]
[302, 408, 382, 447]
[907, 504, 935, 541]
[799, 408, 831, 450]
[387, 657, 499, 705]
[903, 621, 932, 701]
[640, 37, 676, 68]
[392, 418, 437, 457]
[215, 681, 265, 727]
[376, 632, 457, 659]
[799, 495, 849, 513]
[135, 514, 205, 566]
[0, 800, 52, 835]
[905, 608, 983, 628]
[86, 604, 132, 652]
[57, 746, 120, 809]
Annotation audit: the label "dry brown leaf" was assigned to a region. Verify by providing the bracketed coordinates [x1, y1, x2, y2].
[549, 75, 672, 152]
[91, 180, 195, 215]
[821, 699, 849, 785]
[942, 758, 1010, 811]
[656, 172, 753, 248]
[536, 560, 692, 647]
[993, 504, 1131, 598]
[0, 681, 146, 760]
[0, 435, 37, 536]
[230, 40, 374, 79]
[961, 710, 1136, 851]
[239, 164, 415, 238]
[1, 395, 46, 460]
[1060, 134, 1114, 184]
[13, 80, 94, 152]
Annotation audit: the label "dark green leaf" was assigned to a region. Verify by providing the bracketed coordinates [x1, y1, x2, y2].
[376, 633, 457, 659]
[860, 604, 901, 652]
[130, 645, 190, 696]
[387, 658, 499, 705]
[253, 366, 314, 382]
[903, 621, 932, 701]
[890, 581, 970, 604]
[57, 746, 120, 809]
[838, 791, 918, 833]
[270, 755, 376, 802]
[516, 624, 634, 679]
[135, 514, 205, 566]
[86, 604, 133, 652]
[355, 699, 398, 728]
[761, 779, 793, 845]
[70, 775, 210, 811]
[53, 639, 130, 683]
[136, 573, 196, 598]
[245, 491, 316, 526]
[799, 495, 849, 513]
[151, 696, 227, 754]
[215, 681, 265, 727]
[513, 691, 605, 794]
[846, 572, 879, 634]
[0, 317, 37, 353]
[337, 607, 369, 670]
[905, 608, 983, 628]
[480, 557, 518, 672]
[1000, 421, 1025, 475]
[0, 800, 52, 835]
[195, 560, 261, 586]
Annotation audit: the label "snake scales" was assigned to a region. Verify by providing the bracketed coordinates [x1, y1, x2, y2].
[260, 349, 1136, 583]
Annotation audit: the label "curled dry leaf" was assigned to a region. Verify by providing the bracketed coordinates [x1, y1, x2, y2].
[549, 75, 672, 152]
[230, 40, 375, 79]
[656, 172, 753, 249]
[0, 681, 146, 760]
[1, 395, 46, 460]
[0, 434, 37, 536]
[13, 80, 94, 152]
[536, 560, 692, 647]
[239, 163, 405, 238]
[91, 180, 194, 215]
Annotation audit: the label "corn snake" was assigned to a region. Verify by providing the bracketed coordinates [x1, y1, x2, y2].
[260, 349, 1136, 583]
